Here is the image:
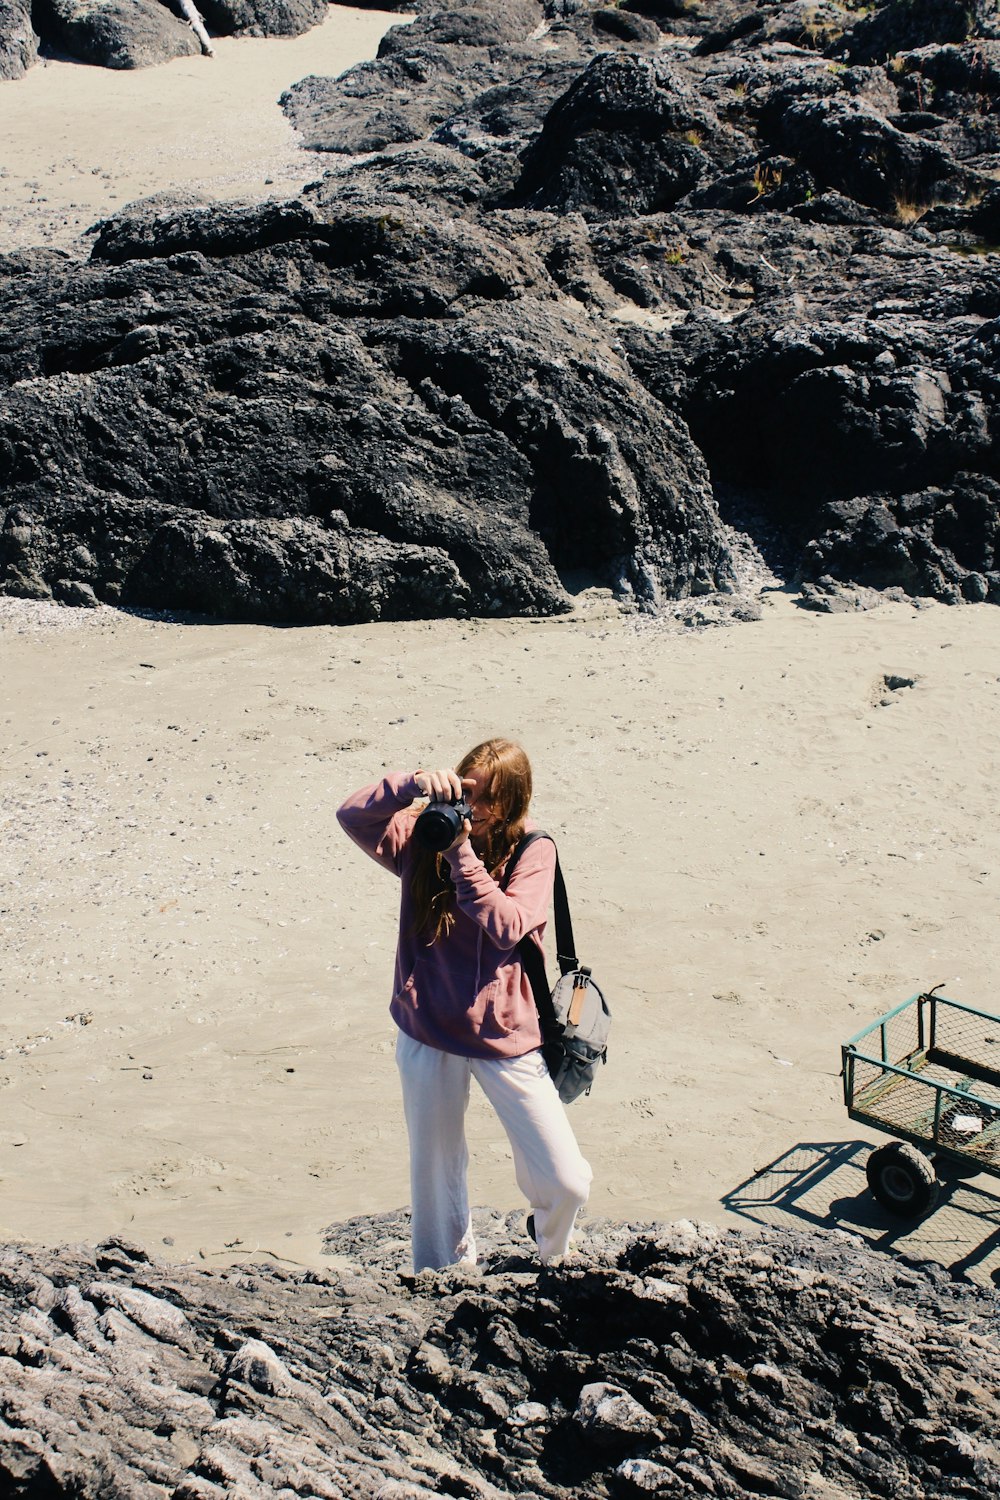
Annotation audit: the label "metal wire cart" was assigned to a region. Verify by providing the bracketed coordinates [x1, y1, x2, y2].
[842, 987, 1000, 1217]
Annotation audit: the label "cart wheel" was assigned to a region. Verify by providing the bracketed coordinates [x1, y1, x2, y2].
[866, 1142, 940, 1217]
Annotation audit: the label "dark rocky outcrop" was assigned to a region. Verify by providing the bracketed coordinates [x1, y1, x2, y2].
[1, 1216, 999, 1498]
[4, 0, 332, 71]
[281, 48, 517, 157]
[511, 52, 747, 218]
[0, 0, 36, 78]
[765, 92, 976, 214]
[840, 0, 1000, 66]
[196, 0, 328, 39]
[30, 0, 202, 68]
[0, 203, 730, 617]
[5, 0, 1000, 619]
[1, 495, 475, 621]
[803, 472, 1000, 602]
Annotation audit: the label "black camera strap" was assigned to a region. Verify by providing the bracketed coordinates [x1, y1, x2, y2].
[500, 831, 577, 1036]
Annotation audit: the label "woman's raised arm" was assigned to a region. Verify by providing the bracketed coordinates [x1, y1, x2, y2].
[336, 771, 422, 876]
[443, 835, 555, 950]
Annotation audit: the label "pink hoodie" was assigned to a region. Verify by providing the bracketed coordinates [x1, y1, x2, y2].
[336, 771, 554, 1059]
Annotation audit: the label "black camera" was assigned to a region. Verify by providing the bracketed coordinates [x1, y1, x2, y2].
[413, 795, 474, 852]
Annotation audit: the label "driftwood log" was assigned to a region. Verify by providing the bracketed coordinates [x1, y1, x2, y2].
[177, 0, 214, 55]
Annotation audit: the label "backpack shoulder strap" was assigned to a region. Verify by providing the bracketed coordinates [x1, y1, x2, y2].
[501, 830, 578, 990]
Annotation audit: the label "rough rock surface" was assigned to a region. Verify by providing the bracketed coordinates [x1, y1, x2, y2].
[1, 1216, 998, 1498]
[0, 0, 36, 79]
[4, 0, 1000, 618]
[0, 182, 732, 619]
[30, 0, 203, 69]
[841, 0, 1000, 66]
[197, 0, 329, 40]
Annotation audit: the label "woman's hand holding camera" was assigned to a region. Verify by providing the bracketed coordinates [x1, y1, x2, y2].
[414, 767, 464, 802]
[413, 768, 475, 849]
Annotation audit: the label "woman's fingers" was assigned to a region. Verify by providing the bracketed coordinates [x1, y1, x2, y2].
[437, 769, 460, 801]
[421, 767, 464, 802]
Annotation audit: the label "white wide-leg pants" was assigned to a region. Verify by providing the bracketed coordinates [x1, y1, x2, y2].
[395, 1031, 593, 1272]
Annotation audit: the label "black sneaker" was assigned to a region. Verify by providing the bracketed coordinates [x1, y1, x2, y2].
[526, 1213, 536, 1243]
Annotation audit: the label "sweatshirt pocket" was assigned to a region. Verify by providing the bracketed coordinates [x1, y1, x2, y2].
[478, 966, 533, 1039]
[392, 967, 419, 1012]
[480, 987, 516, 1038]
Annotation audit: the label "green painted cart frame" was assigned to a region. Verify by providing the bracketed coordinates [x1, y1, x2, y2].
[842, 990, 1000, 1215]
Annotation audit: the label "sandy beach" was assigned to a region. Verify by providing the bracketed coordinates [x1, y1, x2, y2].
[3, 590, 999, 1274]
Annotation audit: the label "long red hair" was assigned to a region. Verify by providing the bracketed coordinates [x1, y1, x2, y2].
[410, 737, 533, 944]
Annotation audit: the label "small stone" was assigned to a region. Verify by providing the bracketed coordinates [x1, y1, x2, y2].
[509, 1400, 549, 1426]
[574, 1382, 659, 1444]
[53, 579, 99, 609]
[615, 1457, 678, 1492]
[226, 1338, 294, 1396]
[750, 1361, 788, 1391]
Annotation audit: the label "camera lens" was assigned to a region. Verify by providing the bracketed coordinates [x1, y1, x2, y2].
[413, 802, 463, 852]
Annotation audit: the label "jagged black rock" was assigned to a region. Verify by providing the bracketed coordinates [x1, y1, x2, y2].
[2, 0, 1000, 620]
[1, 1215, 998, 1497]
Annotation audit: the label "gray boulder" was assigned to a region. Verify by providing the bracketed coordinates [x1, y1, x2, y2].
[280, 0, 589, 159]
[767, 92, 975, 214]
[592, 7, 661, 45]
[32, 0, 201, 68]
[0, 0, 36, 78]
[512, 51, 747, 218]
[197, 0, 327, 38]
[376, 0, 542, 53]
[281, 43, 515, 154]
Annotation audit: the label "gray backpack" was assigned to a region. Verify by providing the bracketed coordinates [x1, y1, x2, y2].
[502, 832, 611, 1104]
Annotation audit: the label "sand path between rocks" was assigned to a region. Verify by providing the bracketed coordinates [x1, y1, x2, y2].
[0, 5, 410, 255]
[2, 592, 999, 1273]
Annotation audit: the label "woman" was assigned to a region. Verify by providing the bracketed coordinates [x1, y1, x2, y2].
[337, 737, 592, 1272]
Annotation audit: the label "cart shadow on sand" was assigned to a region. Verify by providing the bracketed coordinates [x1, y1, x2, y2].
[725, 991, 1000, 1287]
[723, 1140, 1000, 1288]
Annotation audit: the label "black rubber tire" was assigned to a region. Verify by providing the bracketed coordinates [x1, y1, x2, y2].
[866, 1141, 940, 1218]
